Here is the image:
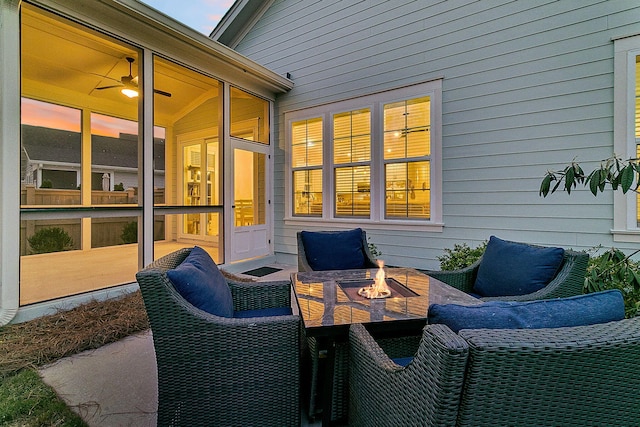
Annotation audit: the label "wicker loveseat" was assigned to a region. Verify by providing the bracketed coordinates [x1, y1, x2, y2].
[421, 237, 589, 302]
[349, 294, 640, 426]
[135, 247, 301, 427]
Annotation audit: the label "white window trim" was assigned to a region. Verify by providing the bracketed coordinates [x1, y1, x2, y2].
[284, 80, 443, 231]
[613, 34, 640, 243]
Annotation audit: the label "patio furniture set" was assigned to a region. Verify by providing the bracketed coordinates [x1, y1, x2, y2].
[136, 230, 640, 426]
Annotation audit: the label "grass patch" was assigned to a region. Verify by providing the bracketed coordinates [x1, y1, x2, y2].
[0, 369, 86, 426]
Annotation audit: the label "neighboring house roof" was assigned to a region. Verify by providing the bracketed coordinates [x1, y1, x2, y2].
[210, 0, 274, 48]
[21, 125, 165, 170]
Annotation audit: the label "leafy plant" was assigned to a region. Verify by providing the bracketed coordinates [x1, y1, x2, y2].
[121, 221, 138, 244]
[114, 182, 125, 191]
[585, 246, 640, 318]
[368, 237, 382, 258]
[437, 241, 487, 271]
[27, 227, 74, 254]
[40, 179, 53, 188]
[540, 155, 640, 197]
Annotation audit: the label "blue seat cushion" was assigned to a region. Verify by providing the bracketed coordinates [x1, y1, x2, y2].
[473, 236, 565, 297]
[428, 290, 625, 333]
[166, 246, 233, 318]
[301, 228, 366, 270]
[234, 306, 293, 318]
[392, 356, 414, 367]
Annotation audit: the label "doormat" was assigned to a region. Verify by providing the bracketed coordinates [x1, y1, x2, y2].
[242, 266, 283, 277]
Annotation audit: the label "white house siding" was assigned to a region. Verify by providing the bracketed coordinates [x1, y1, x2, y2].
[231, 0, 640, 268]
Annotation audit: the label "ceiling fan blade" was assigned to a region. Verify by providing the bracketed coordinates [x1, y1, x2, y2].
[154, 89, 172, 97]
[91, 73, 122, 83]
[96, 85, 122, 90]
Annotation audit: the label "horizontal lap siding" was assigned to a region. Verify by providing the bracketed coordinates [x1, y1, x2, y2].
[232, 0, 640, 268]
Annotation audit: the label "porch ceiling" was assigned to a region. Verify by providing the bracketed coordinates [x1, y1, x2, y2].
[21, 4, 218, 123]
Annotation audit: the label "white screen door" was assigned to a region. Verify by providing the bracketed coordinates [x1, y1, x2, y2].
[228, 140, 270, 261]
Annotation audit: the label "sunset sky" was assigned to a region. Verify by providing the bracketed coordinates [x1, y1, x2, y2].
[140, 0, 234, 35]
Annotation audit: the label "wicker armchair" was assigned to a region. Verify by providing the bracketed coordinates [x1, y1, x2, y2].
[421, 244, 589, 302]
[297, 228, 377, 421]
[135, 248, 301, 427]
[349, 317, 640, 427]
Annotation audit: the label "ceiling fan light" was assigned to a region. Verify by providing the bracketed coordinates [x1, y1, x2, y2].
[121, 88, 138, 98]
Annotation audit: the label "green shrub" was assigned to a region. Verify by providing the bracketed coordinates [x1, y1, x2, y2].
[27, 227, 74, 254]
[367, 237, 382, 258]
[40, 179, 52, 188]
[114, 182, 125, 191]
[585, 247, 640, 318]
[437, 241, 487, 271]
[121, 221, 138, 244]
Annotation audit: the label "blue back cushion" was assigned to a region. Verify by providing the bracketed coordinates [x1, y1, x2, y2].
[428, 290, 625, 333]
[234, 306, 293, 318]
[301, 228, 366, 271]
[166, 246, 233, 318]
[473, 236, 565, 297]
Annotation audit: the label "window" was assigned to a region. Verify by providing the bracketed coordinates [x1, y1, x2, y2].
[291, 118, 323, 215]
[613, 35, 640, 241]
[334, 109, 371, 217]
[286, 81, 442, 227]
[383, 97, 431, 219]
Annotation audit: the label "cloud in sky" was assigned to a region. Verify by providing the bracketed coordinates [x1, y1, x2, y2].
[139, 0, 234, 35]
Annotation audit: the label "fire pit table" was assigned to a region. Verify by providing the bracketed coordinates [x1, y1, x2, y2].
[291, 266, 480, 426]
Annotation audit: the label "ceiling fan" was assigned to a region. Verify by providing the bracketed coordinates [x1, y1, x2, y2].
[96, 57, 171, 98]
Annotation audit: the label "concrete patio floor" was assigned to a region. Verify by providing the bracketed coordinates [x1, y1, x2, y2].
[38, 263, 321, 427]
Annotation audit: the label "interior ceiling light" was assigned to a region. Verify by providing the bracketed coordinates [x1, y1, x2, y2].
[121, 88, 138, 98]
[96, 56, 171, 98]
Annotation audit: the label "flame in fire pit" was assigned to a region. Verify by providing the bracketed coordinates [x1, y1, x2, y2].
[358, 260, 391, 299]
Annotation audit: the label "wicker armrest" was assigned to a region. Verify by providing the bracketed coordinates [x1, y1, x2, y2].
[419, 259, 480, 294]
[228, 279, 292, 311]
[349, 323, 469, 427]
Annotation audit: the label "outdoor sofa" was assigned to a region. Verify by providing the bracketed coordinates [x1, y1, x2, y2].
[135, 247, 300, 427]
[348, 290, 640, 426]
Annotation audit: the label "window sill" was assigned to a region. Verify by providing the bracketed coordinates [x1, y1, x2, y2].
[284, 216, 444, 232]
[612, 229, 640, 243]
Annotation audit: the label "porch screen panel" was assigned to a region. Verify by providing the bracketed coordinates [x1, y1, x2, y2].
[20, 4, 146, 305]
[383, 96, 431, 220]
[333, 109, 371, 217]
[292, 118, 323, 216]
[230, 87, 269, 144]
[153, 56, 223, 262]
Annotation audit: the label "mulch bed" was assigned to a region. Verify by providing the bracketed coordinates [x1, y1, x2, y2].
[0, 269, 255, 379]
[0, 291, 149, 379]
